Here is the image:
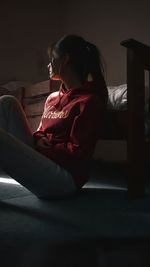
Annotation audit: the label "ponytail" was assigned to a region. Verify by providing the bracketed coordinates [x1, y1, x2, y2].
[84, 41, 106, 87]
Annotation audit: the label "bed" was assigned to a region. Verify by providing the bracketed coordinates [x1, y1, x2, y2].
[105, 39, 150, 200]
[122, 39, 150, 199]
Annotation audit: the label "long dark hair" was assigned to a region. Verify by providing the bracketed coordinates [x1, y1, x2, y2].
[48, 34, 106, 88]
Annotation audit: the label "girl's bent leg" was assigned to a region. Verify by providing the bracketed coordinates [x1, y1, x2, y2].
[0, 95, 33, 146]
[0, 129, 76, 198]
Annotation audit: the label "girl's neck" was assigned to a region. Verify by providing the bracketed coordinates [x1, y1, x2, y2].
[64, 79, 82, 90]
[62, 70, 82, 90]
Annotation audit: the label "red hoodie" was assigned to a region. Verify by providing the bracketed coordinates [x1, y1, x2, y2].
[33, 81, 108, 188]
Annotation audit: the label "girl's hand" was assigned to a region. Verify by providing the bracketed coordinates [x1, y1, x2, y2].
[36, 137, 51, 148]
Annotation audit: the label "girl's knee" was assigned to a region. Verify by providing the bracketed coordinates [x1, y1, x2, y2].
[0, 94, 17, 102]
[0, 95, 19, 107]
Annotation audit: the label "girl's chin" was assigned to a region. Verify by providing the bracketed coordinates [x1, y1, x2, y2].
[50, 73, 61, 81]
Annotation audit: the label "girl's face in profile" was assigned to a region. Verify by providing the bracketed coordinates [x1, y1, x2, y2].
[47, 50, 63, 80]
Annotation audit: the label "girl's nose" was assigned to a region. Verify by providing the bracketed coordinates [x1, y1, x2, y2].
[47, 63, 51, 69]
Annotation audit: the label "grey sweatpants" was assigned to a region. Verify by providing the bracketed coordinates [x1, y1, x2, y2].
[0, 95, 76, 198]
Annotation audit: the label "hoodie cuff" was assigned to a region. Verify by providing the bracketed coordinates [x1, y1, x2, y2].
[33, 131, 46, 144]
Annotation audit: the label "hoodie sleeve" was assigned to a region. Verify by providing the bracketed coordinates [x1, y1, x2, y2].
[32, 95, 50, 142]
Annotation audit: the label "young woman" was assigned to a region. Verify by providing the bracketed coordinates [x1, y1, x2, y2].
[0, 34, 108, 198]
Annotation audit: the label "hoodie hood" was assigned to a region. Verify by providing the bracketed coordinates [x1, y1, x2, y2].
[55, 81, 105, 108]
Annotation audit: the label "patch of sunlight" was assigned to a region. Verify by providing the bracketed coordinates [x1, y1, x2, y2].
[0, 177, 20, 185]
[84, 183, 127, 191]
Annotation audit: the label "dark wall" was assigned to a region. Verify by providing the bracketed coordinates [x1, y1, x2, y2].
[0, 0, 150, 85]
[58, 0, 150, 85]
[0, 1, 62, 83]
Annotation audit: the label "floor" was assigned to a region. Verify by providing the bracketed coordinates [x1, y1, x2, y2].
[0, 162, 150, 266]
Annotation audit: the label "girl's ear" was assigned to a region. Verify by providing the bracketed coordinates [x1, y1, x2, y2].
[63, 53, 70, 65]
[87, 73, 93, 81]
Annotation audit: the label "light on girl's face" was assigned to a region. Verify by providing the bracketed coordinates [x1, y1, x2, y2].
[47, 56, 62, 81]
[47, 62, 53, 76]
[47, 62, 60, 80]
